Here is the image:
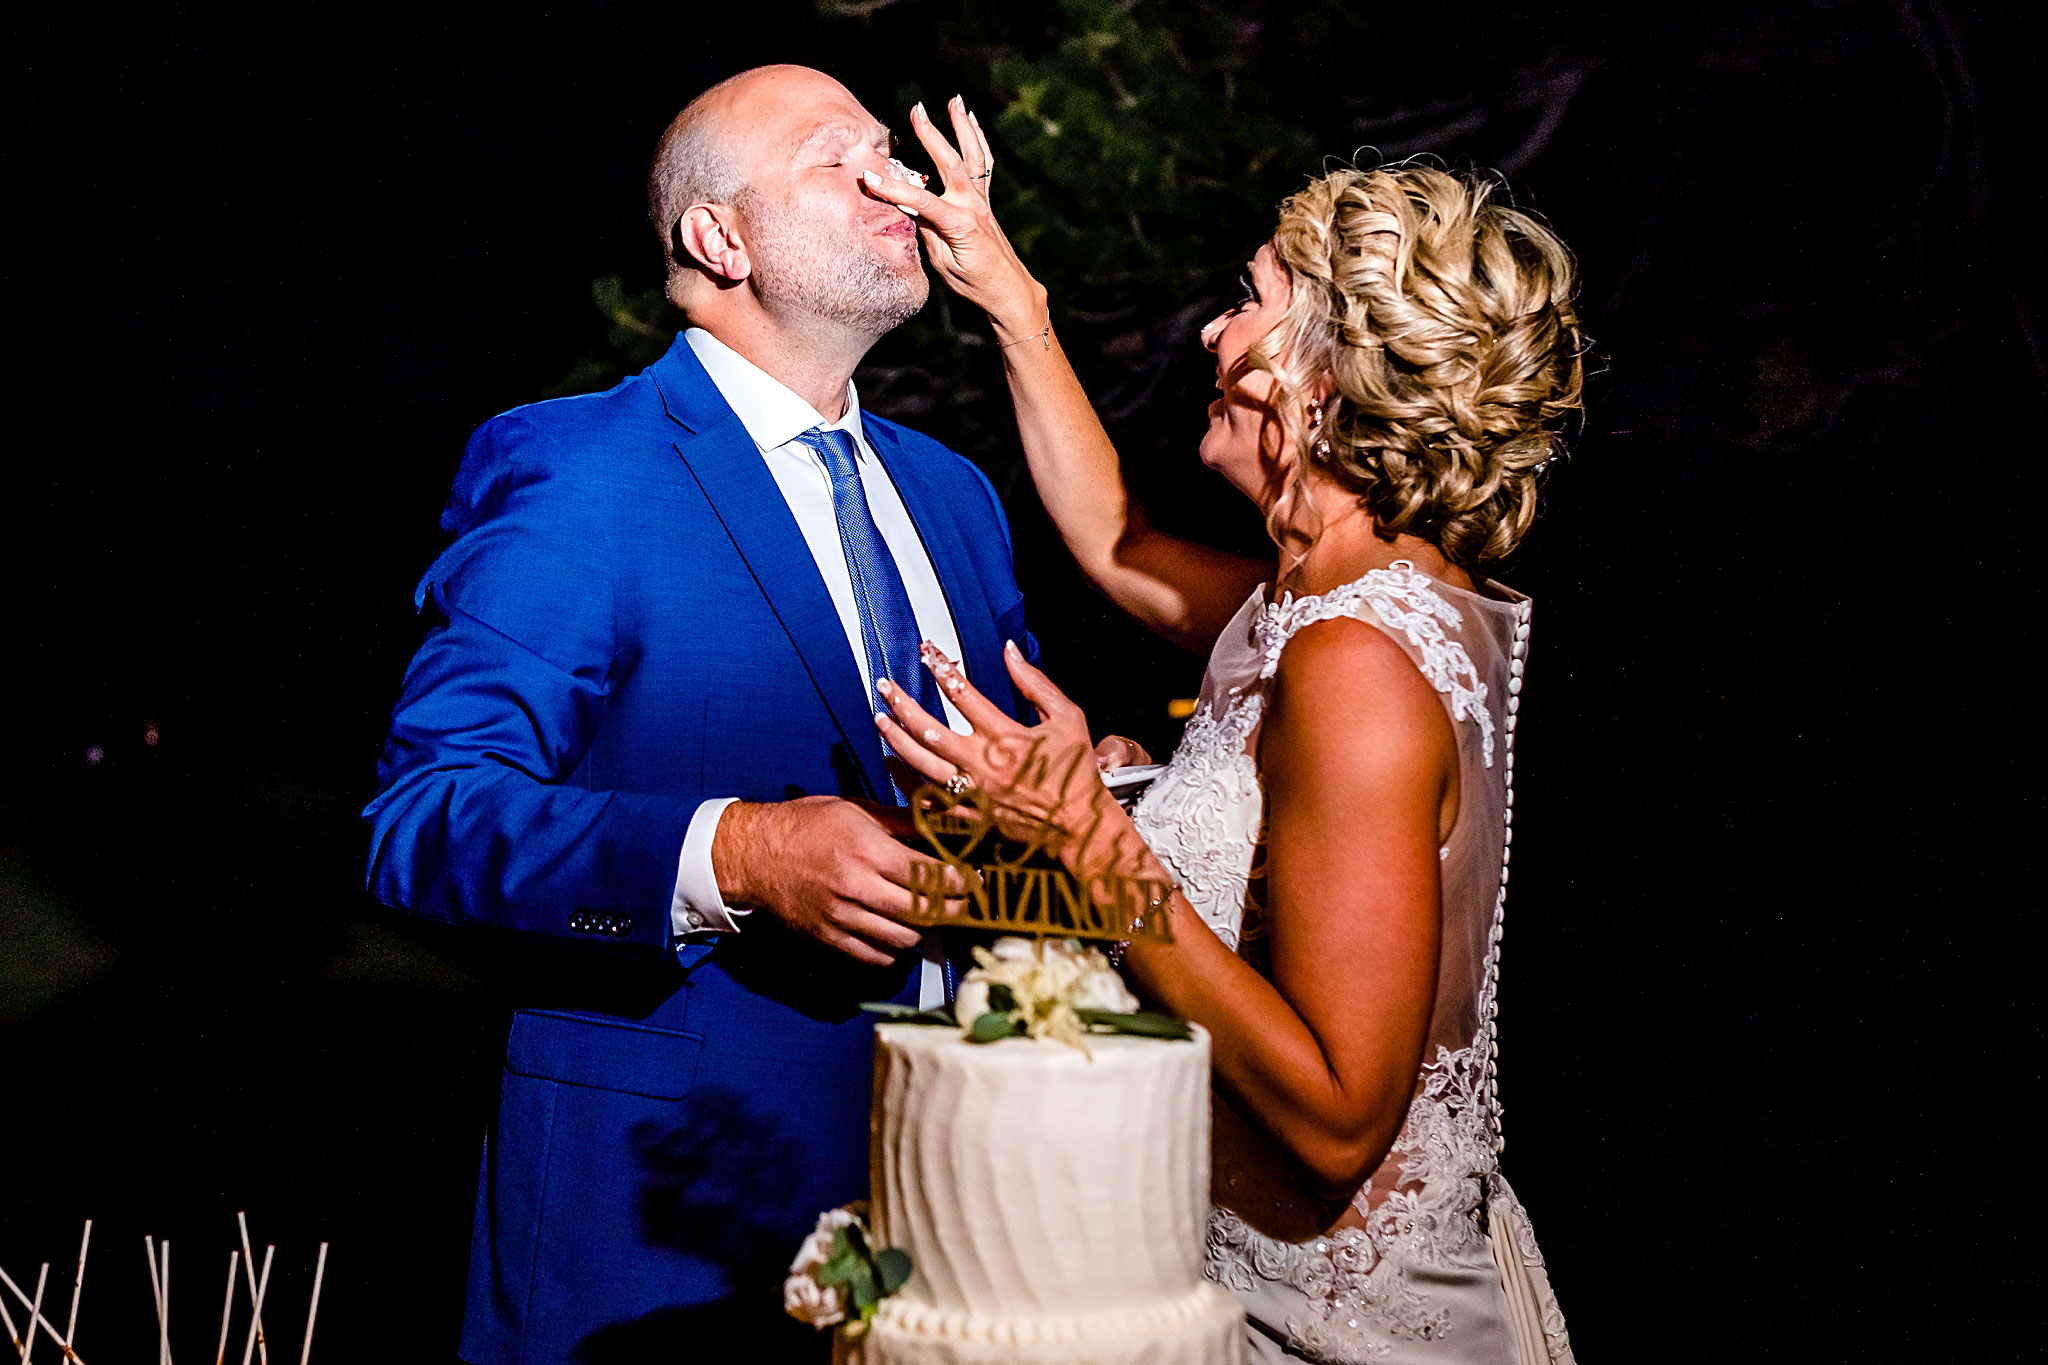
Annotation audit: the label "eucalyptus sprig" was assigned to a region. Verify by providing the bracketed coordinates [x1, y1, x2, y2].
[861, 1002, 959, 1026]
[967, 983, 1192, 1043]
[811, 1220, 914, 1335]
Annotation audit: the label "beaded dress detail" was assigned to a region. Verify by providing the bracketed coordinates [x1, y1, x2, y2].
[1130, 564, 1573, 1364]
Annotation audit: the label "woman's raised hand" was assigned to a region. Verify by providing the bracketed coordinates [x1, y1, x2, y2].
[861, 97, 1046, 338]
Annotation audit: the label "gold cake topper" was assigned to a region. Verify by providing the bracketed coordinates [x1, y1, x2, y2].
[898, 737, 1174, 943]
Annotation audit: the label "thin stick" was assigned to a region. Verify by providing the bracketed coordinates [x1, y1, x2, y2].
[158, 1243, 171, 1365]
[235, 1248, 270, 1365]
[143, 1239, 164, 1365]
[212, 1253, 238, 1365]
[233, 1218, 266, 1365]
[20, 1264, 48, 1365]
[294, 1246, 325, 1365]
[0, 1266, 90, 1365]
[0, 1281, 21, 1360]
[61, 1222, 89, 1359]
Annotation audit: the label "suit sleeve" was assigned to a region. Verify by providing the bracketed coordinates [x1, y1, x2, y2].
[362, 413, 690, 951]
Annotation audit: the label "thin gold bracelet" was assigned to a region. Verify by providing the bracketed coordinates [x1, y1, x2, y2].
[999, 319, 1053, 350]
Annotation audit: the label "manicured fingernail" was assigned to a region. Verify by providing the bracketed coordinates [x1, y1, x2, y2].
[862, 170, 883, 188]
[877, 677, 893, 694]
[913, 101, 927, 121]
[875, 711, 890, 727]
[1005, 639, 1020, 657]
[952, 94, 963, 109]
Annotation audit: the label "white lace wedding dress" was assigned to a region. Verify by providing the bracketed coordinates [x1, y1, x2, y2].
[1129, 563, 1575, 1365]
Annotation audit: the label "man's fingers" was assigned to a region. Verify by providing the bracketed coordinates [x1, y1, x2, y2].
[1094, 735, 1153, 769]
[835, 903, 925, 952]
[818, 924, 898, 967]
[871, 847, 980, 898]
[909, 99, 971, 190]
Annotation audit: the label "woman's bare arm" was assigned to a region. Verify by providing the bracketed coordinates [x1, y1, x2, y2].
[873, 625, 1454, 1195]
[866, 99, 1272, 655]
[1121, 618, 1452, 1191]
[990, 294, 1274, 653]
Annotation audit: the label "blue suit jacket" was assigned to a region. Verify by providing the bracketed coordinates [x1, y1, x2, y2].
[364, 334, 1036, 1364]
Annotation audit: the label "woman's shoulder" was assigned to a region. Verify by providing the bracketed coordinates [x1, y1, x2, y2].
[1258, 561, 1513, 762]
[1258, 609, 1458, 795]
[1255, 562, 1477, 676]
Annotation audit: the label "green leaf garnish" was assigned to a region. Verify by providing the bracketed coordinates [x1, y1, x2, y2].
[876, 1247, 914, 1295]
[861, 1002, 958, 1025]
[844, 1255, 879, 1312]
[986, 983, 1019, 1014]
[968, 1011, 1021, 1043]
[1074, 1009, 1194, 1039]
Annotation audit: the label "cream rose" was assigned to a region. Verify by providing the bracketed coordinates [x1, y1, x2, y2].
[782, 1205, 862, 1328]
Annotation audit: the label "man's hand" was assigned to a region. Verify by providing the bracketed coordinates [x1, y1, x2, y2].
[710, 796, 949, 966]
[1092, 735, 1153, 771]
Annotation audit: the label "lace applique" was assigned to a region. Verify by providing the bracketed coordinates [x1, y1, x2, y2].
[1130, 687, 1264, 949]
[1256, 563, 1496, 767]
[1207, 1209, 1452, 1362]
[1202, 1038, 1496, 1362]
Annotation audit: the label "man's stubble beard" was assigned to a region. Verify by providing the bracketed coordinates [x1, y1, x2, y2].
[744, 190, 928, 339]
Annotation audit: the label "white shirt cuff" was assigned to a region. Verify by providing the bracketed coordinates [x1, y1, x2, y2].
[672, 797, 748, 938]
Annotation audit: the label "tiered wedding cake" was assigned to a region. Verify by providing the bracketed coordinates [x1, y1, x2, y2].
[859, 1019, 1244, 1365]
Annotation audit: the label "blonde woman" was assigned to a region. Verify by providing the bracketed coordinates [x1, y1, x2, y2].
[864, 97, 1582, 1365]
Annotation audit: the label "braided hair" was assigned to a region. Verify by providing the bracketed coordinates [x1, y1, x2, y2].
[1249, 166, 1584, 571]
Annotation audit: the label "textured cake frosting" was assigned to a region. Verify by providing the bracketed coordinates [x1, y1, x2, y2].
[864, 1023, 1244, 1364]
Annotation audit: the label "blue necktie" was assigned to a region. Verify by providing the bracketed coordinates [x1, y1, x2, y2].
[797, 426, 957, 1003]
[794, 426, 948, 802]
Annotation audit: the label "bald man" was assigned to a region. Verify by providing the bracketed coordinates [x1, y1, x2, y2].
[365, 67, 1038, 1362]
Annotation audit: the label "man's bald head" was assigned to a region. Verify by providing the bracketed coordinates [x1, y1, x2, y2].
[650, 66, 881, 305]
[647, 71, 756, 300]
[648, 66, 925, 345]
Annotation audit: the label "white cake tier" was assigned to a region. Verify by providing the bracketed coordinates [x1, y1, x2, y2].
[870, 1023, 1215, 1319]
[860, 1281, 1245, 1365]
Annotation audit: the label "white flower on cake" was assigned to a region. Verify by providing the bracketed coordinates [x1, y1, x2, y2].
[956, 936, 1142, 1053]
[783, 1205, 859, 1328]
[783, 1200, 915, 1336]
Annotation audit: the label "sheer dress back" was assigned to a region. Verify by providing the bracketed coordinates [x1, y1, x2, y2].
[1131, 563, 1573, 1363]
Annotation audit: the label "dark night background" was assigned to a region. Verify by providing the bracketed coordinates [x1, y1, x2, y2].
[3, 2, 2038, 1362]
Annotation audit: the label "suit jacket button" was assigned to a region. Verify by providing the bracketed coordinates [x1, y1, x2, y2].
[616, 916, 632, 935]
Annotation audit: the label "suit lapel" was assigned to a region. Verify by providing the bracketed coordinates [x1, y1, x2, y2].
[652, 338, 893, 801]
[865, 423, 1015, 721]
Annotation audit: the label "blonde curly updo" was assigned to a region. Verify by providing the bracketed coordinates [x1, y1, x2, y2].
[1249, 165, 1583, 571]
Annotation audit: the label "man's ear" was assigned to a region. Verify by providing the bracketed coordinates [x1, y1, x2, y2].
[675, 204, 751, 284]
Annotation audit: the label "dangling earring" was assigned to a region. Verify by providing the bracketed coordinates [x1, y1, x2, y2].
[1308, 399, 1332, 458]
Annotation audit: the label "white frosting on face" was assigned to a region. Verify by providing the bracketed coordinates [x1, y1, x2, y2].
[881, 156, 927, 217]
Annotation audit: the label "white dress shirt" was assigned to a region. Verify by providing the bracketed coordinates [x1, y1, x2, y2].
[671, 327, 970, 1007]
